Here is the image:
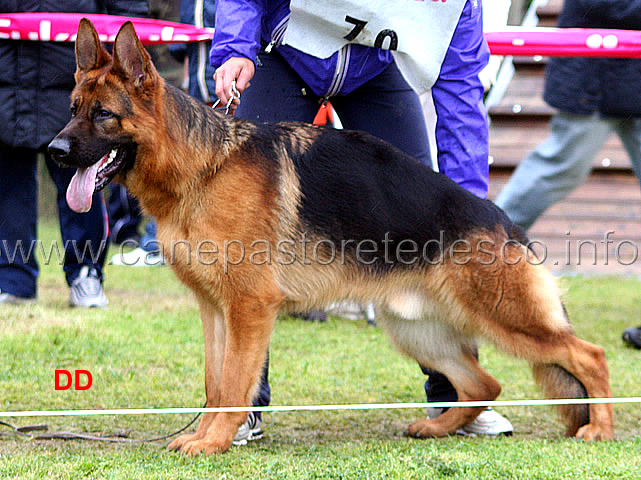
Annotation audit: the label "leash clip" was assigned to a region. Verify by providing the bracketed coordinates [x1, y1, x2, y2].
[212, 79, 241, 115]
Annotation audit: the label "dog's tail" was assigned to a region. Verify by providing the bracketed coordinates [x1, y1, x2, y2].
[531, 362, 590, 436]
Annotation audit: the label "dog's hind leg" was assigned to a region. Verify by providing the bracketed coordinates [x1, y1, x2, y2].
[168, 297, 225, 452]
[492, 276, 613, 440]
[442, 241, 614, 440]
[407, 351, 502, 438]
[179, 285, 283, 456]
[527, 336, 613, 441]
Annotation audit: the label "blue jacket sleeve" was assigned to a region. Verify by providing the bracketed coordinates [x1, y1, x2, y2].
[431, 0, 490, 199]
[210, 0, 267, 68]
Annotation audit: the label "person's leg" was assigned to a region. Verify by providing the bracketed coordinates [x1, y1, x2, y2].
[420, 365, 458, 402]
[615, 118, 641, 349]
[46, 153, 109, 306]
[332, 66, 490, 426]
[107, 184, 142, 245]
[232, 355, 270, 445]
[336, 63, 492, 417]
[0, 145, 39, 300]
[615, 117, 641, 184]
[331, 61, 432, 166]
[495, 112, 613, 230]
[231, 50, 322, 428]
[333, 63, 474, 417]
[252, 355, 271, 419]
[141, 221, 158, 252]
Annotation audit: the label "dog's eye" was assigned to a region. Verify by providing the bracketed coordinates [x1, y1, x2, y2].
[70, 105, 77, 117]
[95, 109, 114, 120]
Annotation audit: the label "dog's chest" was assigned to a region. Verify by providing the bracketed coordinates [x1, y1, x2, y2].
[155, 223, 227, 297]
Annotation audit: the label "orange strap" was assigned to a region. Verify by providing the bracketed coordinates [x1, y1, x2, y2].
[313, 102, 334, 126]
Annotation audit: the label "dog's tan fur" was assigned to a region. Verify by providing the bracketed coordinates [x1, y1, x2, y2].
[50, 20, 614, 455]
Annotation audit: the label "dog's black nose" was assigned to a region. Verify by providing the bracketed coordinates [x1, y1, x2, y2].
[48, 137, 71, 161]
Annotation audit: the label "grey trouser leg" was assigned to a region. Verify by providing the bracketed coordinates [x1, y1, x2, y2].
[615, 117, 641, 182]
[495, 112, 613, 230]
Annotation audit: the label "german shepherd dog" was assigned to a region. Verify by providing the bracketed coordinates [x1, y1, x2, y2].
[49, 19, 614, 455]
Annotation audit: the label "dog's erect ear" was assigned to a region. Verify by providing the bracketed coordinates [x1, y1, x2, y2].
[75, 18, 111, 73]
[112, 21, 157, 89]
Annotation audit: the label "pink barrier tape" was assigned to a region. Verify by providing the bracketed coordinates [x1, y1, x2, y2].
[0, 13, 214, 45]
[485, 27, 641, 58]
[1, 13, 641, 58]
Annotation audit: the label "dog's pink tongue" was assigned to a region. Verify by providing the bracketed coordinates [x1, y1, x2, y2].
[66, 162, 101, 213]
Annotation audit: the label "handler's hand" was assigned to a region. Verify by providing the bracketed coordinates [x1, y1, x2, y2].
[214, 57, 255, 112]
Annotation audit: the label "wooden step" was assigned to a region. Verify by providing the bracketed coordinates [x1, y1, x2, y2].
[512, 56, 549, 68]
[488, 70, 550, 117]
[520, 199, 641, 221]
[489, 119, 634, 170]
[489, 170, 641, 274]
[491, 170, 641, 198]
[536, 0, 563, 28]
[489, 104, 554, 118]
[524, 218, 641, 240]
[536, 0, 563, 16]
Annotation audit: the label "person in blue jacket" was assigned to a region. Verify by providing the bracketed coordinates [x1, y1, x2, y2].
[0, 0, 148, 307]
[210, 0, 512, 439]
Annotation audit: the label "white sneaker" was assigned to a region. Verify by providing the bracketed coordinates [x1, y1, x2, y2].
[328, 301, 366, 320]
[0, 290, 36, 305]
[427, 407, 513, 437]
[69, 266, 108, 308]
[111, 247, 164, 267]
[232, 412, 264, 446]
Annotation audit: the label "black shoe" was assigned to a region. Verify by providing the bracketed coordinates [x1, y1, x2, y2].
[294, 310, 327, 322]
[622, 326, 641, 349]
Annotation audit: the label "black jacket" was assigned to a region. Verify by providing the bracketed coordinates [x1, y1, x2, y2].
[0, 0, 148, 150]
[544, 0, 641, 117]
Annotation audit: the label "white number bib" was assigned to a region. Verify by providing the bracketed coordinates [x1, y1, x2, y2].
[282, 0, 466, 94]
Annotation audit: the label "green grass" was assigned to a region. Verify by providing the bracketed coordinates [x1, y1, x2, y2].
[1, 221, 640, 479]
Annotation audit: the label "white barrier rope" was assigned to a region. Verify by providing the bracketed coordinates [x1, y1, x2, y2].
[2, 397, 640, 418]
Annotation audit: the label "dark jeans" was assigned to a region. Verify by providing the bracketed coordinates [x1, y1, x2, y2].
[253, 355, 271, 421]
[107, 184, 142, 245]
[0, 145, 107, 298]
[235, 51, 458, 409]
[422, 367, 459, 403]
[237, 51, 432, 166]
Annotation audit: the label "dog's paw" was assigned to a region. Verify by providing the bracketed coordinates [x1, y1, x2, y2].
[575, 423, 614, 442]
[179, 436, 233, 456]
[407, 418, 444, 438]
[167, 433, 198, 451]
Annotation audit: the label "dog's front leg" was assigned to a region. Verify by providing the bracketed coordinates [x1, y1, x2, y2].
[179, 290, 280, 456]
[168, 298, 225, 452]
